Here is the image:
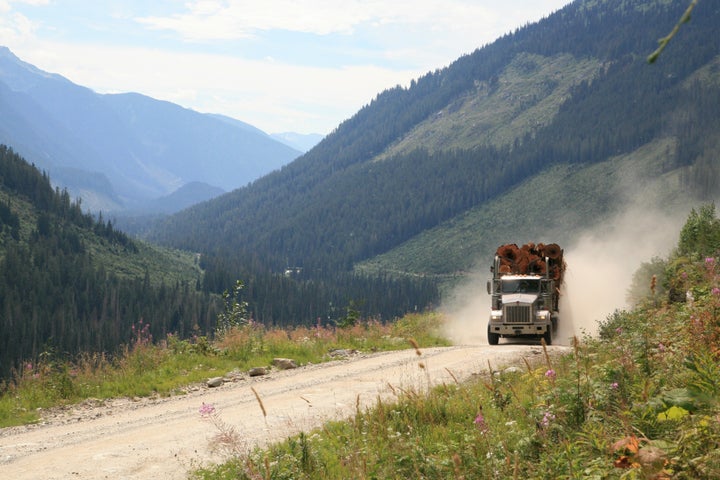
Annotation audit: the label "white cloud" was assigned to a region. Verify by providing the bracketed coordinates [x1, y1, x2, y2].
[135, 1, 553, 44]
[11, 41, 418, 133]
[0, 9, 40, 43]
[1, 0, 572, 133]
[2, 0, 50, 7]
[137, 1, 368, 40]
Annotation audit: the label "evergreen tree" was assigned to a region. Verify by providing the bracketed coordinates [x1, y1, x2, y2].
[677, 204, 720, 259]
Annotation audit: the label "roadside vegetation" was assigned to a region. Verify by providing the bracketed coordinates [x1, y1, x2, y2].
[0, 309, 448, 428]
[2, 204, 719, 479]
[191, 205, 720, 480]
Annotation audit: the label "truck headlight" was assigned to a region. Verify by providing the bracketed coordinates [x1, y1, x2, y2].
[490, 310, 502, 321]
[536, 311, 549, 320]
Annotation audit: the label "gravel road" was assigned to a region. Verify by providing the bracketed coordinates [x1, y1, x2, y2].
[0, 344, 568, 479]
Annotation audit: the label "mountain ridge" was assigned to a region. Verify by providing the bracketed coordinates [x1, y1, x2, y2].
[0, 47, 303, 213]
[270, 132, 325, 152]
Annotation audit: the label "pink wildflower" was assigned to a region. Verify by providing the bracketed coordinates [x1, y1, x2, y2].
[706, 258, 717, 275]
[545, 369, 556, 380]
[199, 402, 216, 416]
[541, 411, 555, 428]
[611, 382, 619, 390]
[474, 412, 488, 433]
[712, 287, 720, 296]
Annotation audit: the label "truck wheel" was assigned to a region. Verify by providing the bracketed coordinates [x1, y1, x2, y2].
[542, 328, 552, 346]
[487, 325, 499, 345]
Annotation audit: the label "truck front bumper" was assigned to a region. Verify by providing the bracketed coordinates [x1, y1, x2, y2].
[488, 323, 550, 336]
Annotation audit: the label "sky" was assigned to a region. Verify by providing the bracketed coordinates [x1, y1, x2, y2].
[0, 0, 571, 135]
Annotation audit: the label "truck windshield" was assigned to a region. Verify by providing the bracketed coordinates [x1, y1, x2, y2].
[501, 279, 540, 294]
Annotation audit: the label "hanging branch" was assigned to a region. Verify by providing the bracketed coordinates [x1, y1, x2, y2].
[647, 0, 698, 63]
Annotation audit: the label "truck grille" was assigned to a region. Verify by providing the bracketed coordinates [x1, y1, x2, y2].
[504, 304, 531, 323]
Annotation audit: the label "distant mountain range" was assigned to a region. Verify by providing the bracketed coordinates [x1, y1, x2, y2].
[0, 46, 321, 213]
[271, 132, 325, 152]
[207, 113, 324, 152]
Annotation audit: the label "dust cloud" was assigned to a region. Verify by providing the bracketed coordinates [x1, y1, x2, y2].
[558, 205, 685, 342]
[441, 205, 688, 346]
[440, 270, 491, 345]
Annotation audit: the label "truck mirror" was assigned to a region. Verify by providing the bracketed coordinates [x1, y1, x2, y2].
[486, 281, 491, 294]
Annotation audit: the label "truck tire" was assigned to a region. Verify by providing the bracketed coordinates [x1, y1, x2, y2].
[487, 325, 500, 345]
[542, 328, 552, 346]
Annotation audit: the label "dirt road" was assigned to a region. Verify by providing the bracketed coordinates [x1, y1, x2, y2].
[0, 344, 567, 479]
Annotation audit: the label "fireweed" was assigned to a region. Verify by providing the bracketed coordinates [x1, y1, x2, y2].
[199, 402, 245, 456]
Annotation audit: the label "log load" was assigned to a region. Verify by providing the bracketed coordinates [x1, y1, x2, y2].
[495, 242, 565, 285]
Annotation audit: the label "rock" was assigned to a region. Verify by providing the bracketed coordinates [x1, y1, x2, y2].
[207, 377, 224, 388]
[272, 358, 298, 370]
[503, 366, 523, 374]
[223, 370, 244, 382]
[637, 445, 667, 474]
[328, 349, 358, 358]
[248, 367, 268, 377]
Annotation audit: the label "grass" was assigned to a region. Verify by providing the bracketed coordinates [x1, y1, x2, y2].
[192, 254, 720, 479]
[85, 238, 204, 287]
[0, 312, 449, 428]
[380, 53, 601, 156]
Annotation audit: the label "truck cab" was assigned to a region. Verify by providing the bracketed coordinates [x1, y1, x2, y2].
[487, 256, 558, 345]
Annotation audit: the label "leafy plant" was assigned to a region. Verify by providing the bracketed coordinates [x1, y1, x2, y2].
[216, 280, 249, 336]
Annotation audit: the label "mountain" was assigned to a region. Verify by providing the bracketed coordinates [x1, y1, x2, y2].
[144, 181, 226, 214]
[271, 132, 325, 152]
[197, 115, 324, 152]
[0, 145, 221, 379]
[0, 47, 302, 213]
[143, 0, 720, 325]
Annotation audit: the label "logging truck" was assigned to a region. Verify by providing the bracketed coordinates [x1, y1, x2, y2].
[486, 243, 564, 345]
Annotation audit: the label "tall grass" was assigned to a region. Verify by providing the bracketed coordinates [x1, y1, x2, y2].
[0, 312, 448, 428]
[192, 256, 720, 479]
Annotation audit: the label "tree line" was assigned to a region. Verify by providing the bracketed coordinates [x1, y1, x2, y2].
[198, 252, 438, 327]
[0, 146, 222, 381]
[0, 145, 438, 380]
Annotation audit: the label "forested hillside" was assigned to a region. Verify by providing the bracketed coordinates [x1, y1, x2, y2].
[147, 0, 719, 325]
[0, 146, 222, 380]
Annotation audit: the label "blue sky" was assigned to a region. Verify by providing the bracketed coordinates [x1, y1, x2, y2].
[0, 0, 571, 134]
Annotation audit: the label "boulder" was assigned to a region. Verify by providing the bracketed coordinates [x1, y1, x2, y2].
[328, 348, 358, 358]
[248, 367, 268, 377]
[207, 377, 224, 388]
[272, 358, 298, 370]
[223, 370, 244, 383]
